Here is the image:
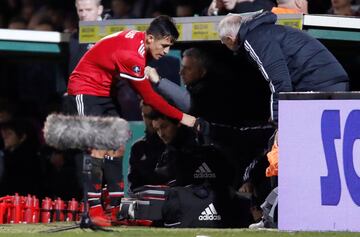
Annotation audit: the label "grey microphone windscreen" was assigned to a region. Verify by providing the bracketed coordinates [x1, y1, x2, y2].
[43, 114, 131, 150]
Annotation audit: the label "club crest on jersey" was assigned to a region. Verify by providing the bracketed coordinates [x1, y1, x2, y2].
[132, 66, 141, 74]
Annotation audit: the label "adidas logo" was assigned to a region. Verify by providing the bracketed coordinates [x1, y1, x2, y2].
[198, 203, 221, 221]
[194, 162, 216, 178]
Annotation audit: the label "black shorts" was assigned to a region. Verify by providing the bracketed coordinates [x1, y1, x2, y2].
[62, 94, 120, 117]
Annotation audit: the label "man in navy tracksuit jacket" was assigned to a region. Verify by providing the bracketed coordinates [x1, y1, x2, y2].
[218, 11, 349, 123]
[219, 11, 349, 228]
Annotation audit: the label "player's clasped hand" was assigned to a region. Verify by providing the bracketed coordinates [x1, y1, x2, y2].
[193, 117, 211, 145]
[145, 66, 160, 84]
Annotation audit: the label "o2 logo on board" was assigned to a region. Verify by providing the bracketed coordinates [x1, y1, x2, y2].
[321, 110, 360, 206]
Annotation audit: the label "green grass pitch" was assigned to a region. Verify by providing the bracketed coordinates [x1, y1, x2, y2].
[0, 223, 359, 237]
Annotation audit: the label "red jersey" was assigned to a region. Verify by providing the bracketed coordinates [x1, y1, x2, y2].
[68, 30, 183, 121]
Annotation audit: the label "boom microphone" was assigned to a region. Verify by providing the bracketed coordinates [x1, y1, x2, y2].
[43, 114, 131, 150]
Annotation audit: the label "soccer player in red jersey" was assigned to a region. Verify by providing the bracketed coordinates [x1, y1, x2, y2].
[63, 15, 196, 226]
[67, 15, 195, 126]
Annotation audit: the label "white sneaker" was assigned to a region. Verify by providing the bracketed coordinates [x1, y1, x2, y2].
[249, 219, 265, 229]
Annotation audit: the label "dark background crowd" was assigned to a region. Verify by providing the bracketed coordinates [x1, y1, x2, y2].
[0, 0, 359, 227]
[0, 0, 359, 32]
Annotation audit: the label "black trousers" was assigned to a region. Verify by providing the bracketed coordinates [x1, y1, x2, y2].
[62, 94, 124, 208]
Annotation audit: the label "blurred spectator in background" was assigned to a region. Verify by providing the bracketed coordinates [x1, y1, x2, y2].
[327, 0, 360, 16]
[68, 0, 104, 75]
[27, 5, 52, 30]
[32, 19, 54, 31]
[0, 119, 43, 197]
[110, 0, 134, 19]
[3, 0, 345, 30]
[76, 0, 103, 22]
[205, 0, 275, 16]
[25, 3, 73, 31]
[40, 148, 82, 200]
[28, 5, 62, 31]
[15, 19, 64, 122]
[19, 0, 35, 24]
[131, 0, 175, 18]
[175, 0, 196, 17]
[0, 0, 21, 28]
[63, 12, 78, 33]
[0, 15, 4, 28]
[307, 0, 331, 14]
[7, 16, 27, 29]
[272, 0, 308, 14]
[0, 151, 3, 182]
[0, 98, 18, 150]
[0, 99, 17, 124]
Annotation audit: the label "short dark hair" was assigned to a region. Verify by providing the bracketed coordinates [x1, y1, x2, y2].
[143, 99, 179, 125]
[140, 99, 178, 122]
[149, 110, 179, 125]
[146, 15, 179, 43]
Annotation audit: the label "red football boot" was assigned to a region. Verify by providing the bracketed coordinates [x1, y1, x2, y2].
[110, 206, 128, 226]
[89, 205, 111, 227]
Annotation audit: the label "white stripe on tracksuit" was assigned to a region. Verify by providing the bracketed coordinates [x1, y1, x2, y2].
[75, 94, 84, 116]
[119, 73, 146, 81]
[88, 192, 101, 197]
[109, 191, 124, 197]
[244, 40, 275, 120]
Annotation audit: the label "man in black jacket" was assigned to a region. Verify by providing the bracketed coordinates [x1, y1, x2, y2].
[218, 11, 349, 123]
[127, 101, 166, 192]
[218, 11, 349, 228]
[149, 108, 253, 227]
[146, 47, 237, 125]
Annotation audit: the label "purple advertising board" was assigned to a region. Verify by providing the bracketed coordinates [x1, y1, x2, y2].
[279, 99, 360, 232]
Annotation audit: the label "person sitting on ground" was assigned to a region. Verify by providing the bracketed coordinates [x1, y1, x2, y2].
[149, 106, 253, 227]
[127, 101, 166, 193]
